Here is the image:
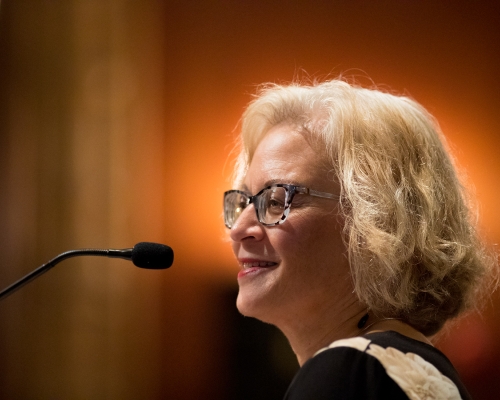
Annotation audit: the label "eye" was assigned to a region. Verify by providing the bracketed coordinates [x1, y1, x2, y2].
[268, 198, 285, 209]
[235, 194, 249, 210]
[263, 187, 287, 216]
[237, 199, 247, 208]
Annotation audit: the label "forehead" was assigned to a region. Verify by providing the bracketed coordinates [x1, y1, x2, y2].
[244, 124, 331, 191]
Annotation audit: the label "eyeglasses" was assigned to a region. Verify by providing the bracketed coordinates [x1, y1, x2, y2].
[223, 183, 339, 229]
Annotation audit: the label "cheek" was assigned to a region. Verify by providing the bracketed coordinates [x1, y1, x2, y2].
[272, 220, 352, 307]
[278, 214, 346, 270]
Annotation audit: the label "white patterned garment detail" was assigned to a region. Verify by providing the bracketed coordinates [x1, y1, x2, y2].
[315, 337, 462, 400]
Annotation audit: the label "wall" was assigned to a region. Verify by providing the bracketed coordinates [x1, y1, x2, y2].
[0, 1, 498, 398]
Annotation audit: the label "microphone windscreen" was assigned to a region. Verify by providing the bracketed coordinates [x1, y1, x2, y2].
[131, 242, 174, 269]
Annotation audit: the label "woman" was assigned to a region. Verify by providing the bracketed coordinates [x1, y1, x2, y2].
[223, 79, 496, 399]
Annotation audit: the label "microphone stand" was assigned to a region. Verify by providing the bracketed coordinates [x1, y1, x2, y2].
[0, 248, 133, 301]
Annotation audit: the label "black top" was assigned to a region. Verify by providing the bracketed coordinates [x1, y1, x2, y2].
[284, 331, 470, 400]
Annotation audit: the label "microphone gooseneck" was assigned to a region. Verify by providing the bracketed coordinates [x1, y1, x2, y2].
[0, 242, 174, 301]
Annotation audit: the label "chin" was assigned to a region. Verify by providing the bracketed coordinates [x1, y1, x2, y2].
[236, 292, 257, 317]
[236, 291, 277, 324]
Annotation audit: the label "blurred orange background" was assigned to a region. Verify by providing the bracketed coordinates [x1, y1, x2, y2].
[0, 1, 499, 399]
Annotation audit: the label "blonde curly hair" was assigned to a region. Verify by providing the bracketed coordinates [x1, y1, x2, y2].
[233, 79, 497, 336]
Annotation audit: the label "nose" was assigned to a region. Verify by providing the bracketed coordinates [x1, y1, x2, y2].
[229, 203, 265, 242]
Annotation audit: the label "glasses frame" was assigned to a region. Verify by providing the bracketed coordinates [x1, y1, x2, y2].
[223, 183, 339, 229]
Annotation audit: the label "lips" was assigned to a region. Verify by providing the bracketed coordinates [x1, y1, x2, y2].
[237, 258, 278, 279]
[241, 260, 278, 269]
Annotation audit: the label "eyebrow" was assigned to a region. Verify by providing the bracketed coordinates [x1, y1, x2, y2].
[264, 178, 302, 187]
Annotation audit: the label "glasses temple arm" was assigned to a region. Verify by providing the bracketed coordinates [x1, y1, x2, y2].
[307, 188, 339, 200]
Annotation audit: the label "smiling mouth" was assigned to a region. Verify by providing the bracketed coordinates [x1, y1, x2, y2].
[241, 261, 278, 269]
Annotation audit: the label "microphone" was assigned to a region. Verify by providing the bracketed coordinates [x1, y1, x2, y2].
[0, 242, 174, 301]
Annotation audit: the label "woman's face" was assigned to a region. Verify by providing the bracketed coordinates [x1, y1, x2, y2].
[230, 124, 355, 328]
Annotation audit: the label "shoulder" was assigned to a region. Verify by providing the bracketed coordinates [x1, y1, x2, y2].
[284, 336, 407, 400]
[284, 332, 468, 400]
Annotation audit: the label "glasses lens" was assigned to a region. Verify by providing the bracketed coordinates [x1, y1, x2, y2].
[224, 191, 248, 228]
[258, 186, 287, 225]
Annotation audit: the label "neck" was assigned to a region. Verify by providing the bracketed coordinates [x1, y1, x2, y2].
[360, 318, 433, 346]
[279, 311, 433, 366]
[277, 305, 367, 366]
